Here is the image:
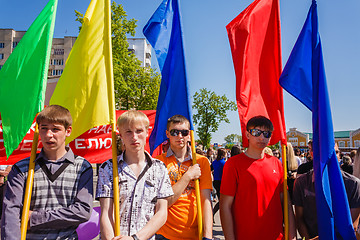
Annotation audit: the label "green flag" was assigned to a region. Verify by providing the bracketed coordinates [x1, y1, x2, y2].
[0, 0, 58, 158]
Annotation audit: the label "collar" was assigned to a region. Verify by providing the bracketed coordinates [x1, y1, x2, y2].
[35, 147, 75, 164]
[118, 151, 153, 167]
[166, 146, 192, 162]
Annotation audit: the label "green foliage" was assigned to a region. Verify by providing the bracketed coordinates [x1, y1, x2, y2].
[75, 2, 160, 110]
[225, 143, 234, 150]
[268, 142, 280, 150]
[192, 88, 237, 149]
[224, 133, 242, 144]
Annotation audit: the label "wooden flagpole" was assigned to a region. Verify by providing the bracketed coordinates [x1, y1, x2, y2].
[104, 0, 120, 235]
[20, 123, 39, 239]
[282, 144, 289, 240]
[190, 130, 203, 240]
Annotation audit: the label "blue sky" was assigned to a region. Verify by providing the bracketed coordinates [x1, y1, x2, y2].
[1, 0, 359, 144]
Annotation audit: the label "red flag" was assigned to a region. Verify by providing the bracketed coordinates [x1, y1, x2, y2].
[227, 0, 286, 147]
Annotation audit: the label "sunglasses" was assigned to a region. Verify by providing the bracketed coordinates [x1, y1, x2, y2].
[248, 129, 272, 138]
[169, 129, 190, 137]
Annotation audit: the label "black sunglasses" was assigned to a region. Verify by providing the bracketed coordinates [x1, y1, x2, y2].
[169, 129, 190, 137]
[248, 129, 272, 138]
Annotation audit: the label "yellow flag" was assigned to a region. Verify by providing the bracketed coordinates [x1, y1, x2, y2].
[50, 0, 115, 144]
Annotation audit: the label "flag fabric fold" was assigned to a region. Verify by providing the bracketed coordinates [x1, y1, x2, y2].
[0, 0, 58, 158]
[50, 0, 114, 144]
[143, 0, 193, 154]
[226, 0, 286, 147]
[279, 1, 356, 239]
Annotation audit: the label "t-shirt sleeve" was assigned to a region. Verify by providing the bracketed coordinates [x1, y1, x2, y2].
[157, 163, 174, 199]
[198, 155, 213, 190]
[96, 161, 114, 199]
[220, 159, 237, 197]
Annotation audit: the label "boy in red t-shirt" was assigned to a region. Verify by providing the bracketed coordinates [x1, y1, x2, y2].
[220, 116, 296, 240]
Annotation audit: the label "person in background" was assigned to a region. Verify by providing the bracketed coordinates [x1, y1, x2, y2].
[264, 147, 274, 156]
[341, 155, 354, 175]
[353, 148, 360, 179]
[206, 148, 215, 164]
[273, 149, 281, 159]
[211, 148, 226, 218]
[0, 165, 11, 219]
[286, 143, 299, 201]
[230, 145, 242, 157]
[293, 141, 360, 239]
[297, 141, 314, 175]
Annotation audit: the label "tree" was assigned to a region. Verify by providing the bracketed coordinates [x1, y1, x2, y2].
[192, 88, 237, 149]
[224, 133, 242, 144]
[75, 2, 161, 110]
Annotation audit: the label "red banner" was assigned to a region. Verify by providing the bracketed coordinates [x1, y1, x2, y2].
[0, 110, 161, 164]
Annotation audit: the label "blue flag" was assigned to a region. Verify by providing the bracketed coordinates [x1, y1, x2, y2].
[143, 0, 193, 154]
[279, 1, 356, 239]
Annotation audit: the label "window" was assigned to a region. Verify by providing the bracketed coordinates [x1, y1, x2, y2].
[338, 141, 345, 148]
[52, 69, 63, 76]
[347, 141, 351, 147]
[0, 43, 4, 48]
[52, 59, 64, 65]
[13, 42, 18, 48]
[0, 54, 4, 60]
[355, 140, 360, 148]
[54, 49, 64, 55]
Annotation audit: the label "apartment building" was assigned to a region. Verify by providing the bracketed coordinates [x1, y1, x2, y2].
[0, 29, 152, 104]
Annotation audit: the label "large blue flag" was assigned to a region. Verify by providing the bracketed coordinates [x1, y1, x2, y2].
[143, 0, 193, 154]
[279, 1, 356, 239]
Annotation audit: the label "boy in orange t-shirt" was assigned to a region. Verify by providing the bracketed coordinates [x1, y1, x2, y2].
[155, 115, 213, 240]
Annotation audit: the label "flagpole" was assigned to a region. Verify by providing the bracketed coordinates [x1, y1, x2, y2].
[282, 144, 289, 240]
[104, 0, 120, 236]
[190, 130, 203, 240]
[20, 123, 39, 240]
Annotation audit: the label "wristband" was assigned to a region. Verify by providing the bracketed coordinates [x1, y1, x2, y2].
[202, 238, 212, 240]
[132, 234, 140, 240]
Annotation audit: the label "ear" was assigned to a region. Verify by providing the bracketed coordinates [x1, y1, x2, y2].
[166, 130, 170, 139]
[245, 130, 250, 140]
[65, 126, 72, 137]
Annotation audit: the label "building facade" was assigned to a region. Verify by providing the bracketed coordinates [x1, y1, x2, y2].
[127, 38, 152, 68]
[286, 128, 360, 153]
[0, 29, 152, 104]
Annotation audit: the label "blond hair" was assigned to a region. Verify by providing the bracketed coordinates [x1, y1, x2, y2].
[286, 142, 298, 171]
[264, 147, 273, 156]
[117, 110, 149, 130]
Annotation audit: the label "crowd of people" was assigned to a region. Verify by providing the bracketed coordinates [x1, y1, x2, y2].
[1, 105, 360, 240]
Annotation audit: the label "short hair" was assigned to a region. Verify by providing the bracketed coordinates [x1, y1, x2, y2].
[246, 116, 274, 131]
[36, 105, 72, 129]
[342, 155, 352, 165]
[231, 145, 242, 157]
[166, 115, 190, 130]
[117, 110, 149, 130]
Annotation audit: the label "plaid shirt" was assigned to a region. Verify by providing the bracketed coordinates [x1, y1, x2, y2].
[96, 152, 173, 239]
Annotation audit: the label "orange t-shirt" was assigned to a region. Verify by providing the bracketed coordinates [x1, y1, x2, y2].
[156, 153, 212, 240]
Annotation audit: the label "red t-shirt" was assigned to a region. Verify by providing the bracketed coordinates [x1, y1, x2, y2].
[221, 152, 284, 240]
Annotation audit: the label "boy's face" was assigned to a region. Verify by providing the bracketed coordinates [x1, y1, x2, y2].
[119, 121, 148, 154]
[39, 120, 72, 154]
[166, 122, 190, 151]
[246, 126, 271, 152]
